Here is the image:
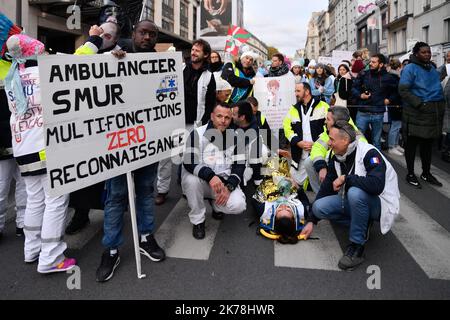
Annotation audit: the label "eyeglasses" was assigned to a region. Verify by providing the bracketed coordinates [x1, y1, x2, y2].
[333, 121, 355, 140]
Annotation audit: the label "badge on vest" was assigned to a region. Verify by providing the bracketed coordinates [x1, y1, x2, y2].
[370, 157, 381, 165]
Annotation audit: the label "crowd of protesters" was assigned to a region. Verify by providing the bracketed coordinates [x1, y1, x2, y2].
[0, 11, 448, 282]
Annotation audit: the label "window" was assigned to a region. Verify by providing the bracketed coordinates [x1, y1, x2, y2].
[162, 20, 173, 33]
[393, 31, 398, 52]
[180, 1, 189, 29]
[393, 1, 398, 19]
[422, 25, 429, 43]
[142, 0, 154, 21]
[424, 0, 431, 11]
[401, 28, 407, 52]
[193, 6, 197, 39]
[162, 0, 174, 20]
[445, 18, 450, 42]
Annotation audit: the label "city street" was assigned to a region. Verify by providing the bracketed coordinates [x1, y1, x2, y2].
[1, 150, 449, 300]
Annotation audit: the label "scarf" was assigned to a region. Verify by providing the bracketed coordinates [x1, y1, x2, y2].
[269, 63, 289, 77]
[4, 34, 44, 116]
[335, 140, 357, 163]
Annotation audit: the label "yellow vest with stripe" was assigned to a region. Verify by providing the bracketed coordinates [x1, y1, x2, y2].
[310, 118, 367, 165]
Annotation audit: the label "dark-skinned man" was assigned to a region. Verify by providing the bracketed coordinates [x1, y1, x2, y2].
[96, 20, 165, 283]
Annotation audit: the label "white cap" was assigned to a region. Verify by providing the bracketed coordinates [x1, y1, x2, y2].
[216, 77, 232, 91]
[240, 49, 258, 61]
[308, 59, 317, 68]
[291, 60, 302, 68]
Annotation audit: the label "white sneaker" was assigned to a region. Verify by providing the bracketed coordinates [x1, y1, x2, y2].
[395, 145, 405, 153]
[388, 148, 404, 156]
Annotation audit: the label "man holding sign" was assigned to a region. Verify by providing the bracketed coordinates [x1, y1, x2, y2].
[93, 20, 166, 283]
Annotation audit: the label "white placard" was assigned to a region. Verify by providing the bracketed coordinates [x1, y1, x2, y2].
[332, 50, 354, 67]
[318, 56, 333, 66]
[38, 52, 186, 197]
[254, 75, 296, 131]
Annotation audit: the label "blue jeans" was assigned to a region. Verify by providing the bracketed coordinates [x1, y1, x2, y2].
[102, 163, 158, 249]
[356, 111, 384, 150]
[388, 120, 402, 148]
[312, 187, 381, 245]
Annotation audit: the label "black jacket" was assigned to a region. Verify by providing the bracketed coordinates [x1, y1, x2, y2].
[221, 61, 255, 103]
[387, 71, 403, 121]
[183, 62, 216, 125]
[334, 76, 353, 100]
[352, 68, 400, 113]
[234, 116, 263, 183]
[287, 99, 328, 167]
[183, 121, 245, 189]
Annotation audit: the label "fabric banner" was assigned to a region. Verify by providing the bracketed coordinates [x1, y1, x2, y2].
[38, 52, 186, 197]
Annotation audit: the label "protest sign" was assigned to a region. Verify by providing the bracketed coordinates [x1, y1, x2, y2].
[38, 52, 186, 197]
[254, 75, 296, 131]
[332, 50, 353, 67]
[318, 56, 333, 66]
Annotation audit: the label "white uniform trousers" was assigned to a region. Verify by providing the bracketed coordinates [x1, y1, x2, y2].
[157, 158, 172, 194]
[23, 174, 69, 271]
[181, 169, 246, 225]
[0, 159, 26, 232]
[304, 157, 321, 194]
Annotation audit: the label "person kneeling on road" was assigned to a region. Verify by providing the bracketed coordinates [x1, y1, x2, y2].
[182, 102, 247, 240]
[301, 121, 400, 271]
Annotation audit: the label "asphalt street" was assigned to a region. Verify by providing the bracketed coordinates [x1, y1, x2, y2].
[0, 150, 449, 300]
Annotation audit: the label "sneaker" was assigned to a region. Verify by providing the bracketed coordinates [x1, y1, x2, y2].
[16, 227, 24, 237]
[338, 243, 365, 271]
[420, 173, 443, 187]
[155, 193, 168, 206]
[96, 249, 120, 282]
[212, 211, 224, 220]
[388, 147, 403, 156]
[38, 258, 77, 274]
[406, 174, 422, 189]
[395, 145, 405, 153]
[192, 222, 205, 240]
[65, 217, 90, 235]
[139, 234, 165, 262]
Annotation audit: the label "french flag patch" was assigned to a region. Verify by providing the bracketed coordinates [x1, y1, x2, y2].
[370, 157, 381, 165]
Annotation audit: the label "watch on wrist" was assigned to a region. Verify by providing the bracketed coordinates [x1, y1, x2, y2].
[226, 183, 236, 192]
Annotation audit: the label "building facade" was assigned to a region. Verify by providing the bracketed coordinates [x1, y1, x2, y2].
[332, 0, 357, 52]
[410, 0, 450, 66]
[318, 11, 330, 56]
[1, 0, 201, 54]
[355, 0, 389, 56]
[305, 11, 322, 60]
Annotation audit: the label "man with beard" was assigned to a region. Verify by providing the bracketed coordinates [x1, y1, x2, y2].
[155, 39, 216, 205]
[266, 53, 290, 77]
